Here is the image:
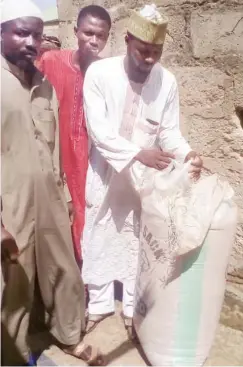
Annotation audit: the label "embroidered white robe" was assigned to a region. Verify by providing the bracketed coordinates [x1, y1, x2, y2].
[82, 56, 191, 286]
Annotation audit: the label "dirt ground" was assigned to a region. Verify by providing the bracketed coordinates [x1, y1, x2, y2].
[35, 300, 243, 366]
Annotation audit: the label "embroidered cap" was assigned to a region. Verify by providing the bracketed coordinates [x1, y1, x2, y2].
[127, 4, 168, 45]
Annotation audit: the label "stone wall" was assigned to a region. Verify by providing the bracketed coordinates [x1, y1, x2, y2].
[57, 0, 243, 280]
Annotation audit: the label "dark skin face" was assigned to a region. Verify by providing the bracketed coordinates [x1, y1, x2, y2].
[74, 14, 110, 70]
[1, 17, 43, 72]
[125, 34, 163, 83]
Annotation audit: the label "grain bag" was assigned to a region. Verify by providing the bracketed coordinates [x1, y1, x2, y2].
[134, 161, 237, 366]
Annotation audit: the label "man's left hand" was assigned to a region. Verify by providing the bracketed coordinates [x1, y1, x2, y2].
[1, 227, 19, 262]
[67, 201, 74, 225]
[185, 151, 203, 180]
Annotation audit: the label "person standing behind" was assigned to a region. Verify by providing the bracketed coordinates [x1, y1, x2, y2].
[35, 35, 61, 68]
[38, 5, 111, 265]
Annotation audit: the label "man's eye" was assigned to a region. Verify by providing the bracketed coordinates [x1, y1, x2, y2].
[16, 30, 29, 37]
[98, 34, 105, 40]
[153, 51, 160, 57]
[16, 32, 25, 36]
[139, 50, 147, 57]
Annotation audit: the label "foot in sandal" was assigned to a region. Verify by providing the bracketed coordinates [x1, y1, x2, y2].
[86, 312, 114, 334]
[63, 341, 105, 366]
[122, 314, 140, 344]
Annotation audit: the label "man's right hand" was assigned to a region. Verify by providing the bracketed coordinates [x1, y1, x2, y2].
[135, 149, 175, 170]
[1, 227, 19, 262]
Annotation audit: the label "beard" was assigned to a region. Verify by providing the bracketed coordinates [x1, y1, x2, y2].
[127, 53, 153, 80]
[4, 51, 36, 72]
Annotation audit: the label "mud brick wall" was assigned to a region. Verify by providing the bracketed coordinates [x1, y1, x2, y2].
[57, 0, 243, 281]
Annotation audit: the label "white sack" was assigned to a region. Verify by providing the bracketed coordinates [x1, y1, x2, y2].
[134, 161, 237, 366]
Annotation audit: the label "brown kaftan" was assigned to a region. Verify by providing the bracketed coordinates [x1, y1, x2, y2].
[1, 56, 85, 365]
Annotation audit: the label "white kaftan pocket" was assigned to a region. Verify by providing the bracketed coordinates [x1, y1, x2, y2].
[133, 118, 159, 149]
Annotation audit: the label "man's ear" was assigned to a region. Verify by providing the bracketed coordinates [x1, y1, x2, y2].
[74, 26, 78, 36]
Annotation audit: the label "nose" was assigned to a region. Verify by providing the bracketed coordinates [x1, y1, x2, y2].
[144, 56, 155, 65]
[90, 35, 98, 47]
[26, 35, 36, 48]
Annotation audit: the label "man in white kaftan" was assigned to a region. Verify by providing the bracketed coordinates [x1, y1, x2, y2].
[82, 4, 203, 336]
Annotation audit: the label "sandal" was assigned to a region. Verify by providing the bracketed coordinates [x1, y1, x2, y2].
[63, 341, 105, 366]
[86, 312, 114, 334]
[122, 314, 140, 343]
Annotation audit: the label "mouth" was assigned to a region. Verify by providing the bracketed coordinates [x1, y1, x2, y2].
[89, 49, 99, 55]
[140, 63, 154, 72]
[87, 46, 99, 54]
[23, 51, 37, 60]
[139, 66, 152, 74]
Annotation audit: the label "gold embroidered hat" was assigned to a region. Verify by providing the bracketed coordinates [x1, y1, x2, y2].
[127, 4, 168, 45]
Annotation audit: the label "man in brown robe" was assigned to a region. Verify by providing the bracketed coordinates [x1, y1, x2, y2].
[1, 0, 104, 365]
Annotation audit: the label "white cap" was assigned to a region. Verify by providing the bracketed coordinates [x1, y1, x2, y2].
[139, 4, 163, 23]
[0, 0, 43, 24]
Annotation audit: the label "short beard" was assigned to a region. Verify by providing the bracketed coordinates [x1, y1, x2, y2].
[125, 54, 150, 83]
[4, 53, 35, 73]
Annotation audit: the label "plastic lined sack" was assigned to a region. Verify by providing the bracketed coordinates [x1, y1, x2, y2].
[134, 161, 238, 366]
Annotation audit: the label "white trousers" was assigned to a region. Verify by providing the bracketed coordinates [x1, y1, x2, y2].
[88, 281, 134, 318]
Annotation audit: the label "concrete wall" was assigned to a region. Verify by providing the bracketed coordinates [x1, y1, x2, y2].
[44, 21, 59, 38]
[57, 0, 243, 280]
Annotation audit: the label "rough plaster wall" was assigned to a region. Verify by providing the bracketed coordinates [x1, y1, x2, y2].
[57, 0, 243, 279]
[44, 22, 59, 37]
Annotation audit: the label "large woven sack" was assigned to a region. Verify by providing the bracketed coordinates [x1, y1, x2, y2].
[134, 162, 237, 366]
